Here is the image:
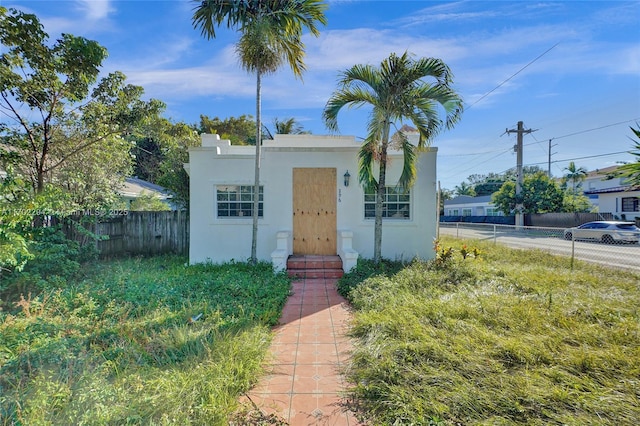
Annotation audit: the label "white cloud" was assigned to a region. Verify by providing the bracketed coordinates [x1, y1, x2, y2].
[16, 0, 116, 37]
[125, 66, 255, 99]
[75, 0, 113, 21]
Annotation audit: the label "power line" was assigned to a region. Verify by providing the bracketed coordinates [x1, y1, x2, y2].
[439, 118, 638, 186]
[466, 42, 560, 109]
[548, 118, 640, 141]
[439, 147, 510, 157]
[526, 150, 631, 167]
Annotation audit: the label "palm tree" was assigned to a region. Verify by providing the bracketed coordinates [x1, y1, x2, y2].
[563, 161, 588, 193]
[192, 0, 327, 263]
[274, 117, 309, 135]
[262, 117, 309, 140]
[454, 181, 476, 196]
[616, 125, 640, 187]
[323, 51, 463, 264]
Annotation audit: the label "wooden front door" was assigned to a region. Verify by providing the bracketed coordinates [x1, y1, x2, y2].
[292, 168, 337, 255]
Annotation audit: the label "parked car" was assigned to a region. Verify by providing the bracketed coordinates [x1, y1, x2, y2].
[563, 221, 640, 244]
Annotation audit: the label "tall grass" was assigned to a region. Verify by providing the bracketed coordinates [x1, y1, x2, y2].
[339, 237, 640, 425]
[0, 256, 291, 425]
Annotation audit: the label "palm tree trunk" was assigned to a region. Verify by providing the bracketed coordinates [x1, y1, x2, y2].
[374, 123, 391, 264]
[250, 70, 262, 265]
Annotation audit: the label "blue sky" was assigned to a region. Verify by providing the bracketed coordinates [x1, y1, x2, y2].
[5, 0, 640, 190]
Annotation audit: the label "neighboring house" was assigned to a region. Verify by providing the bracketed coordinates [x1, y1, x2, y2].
[119, 177, 174, 210]
[443, 195, 503, 216]
[582, 165, 640, 221]
[185, 133, 439, 272]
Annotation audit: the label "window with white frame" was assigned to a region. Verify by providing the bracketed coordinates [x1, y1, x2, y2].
[486, 207, 501, 216]
[364, 186, 410, 219]
[462, 208, 472, 216]
[216, 185, 263, 218]
[448, 209, 459, 215]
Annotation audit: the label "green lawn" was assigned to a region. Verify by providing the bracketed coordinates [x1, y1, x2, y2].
[337, 237, 640, 425]
[0, 256, 291, 425]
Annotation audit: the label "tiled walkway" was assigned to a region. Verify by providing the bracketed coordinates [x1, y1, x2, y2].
[244, 277, 361, 425]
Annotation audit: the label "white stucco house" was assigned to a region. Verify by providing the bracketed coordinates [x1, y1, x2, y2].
[443, 195, 503, 216]
[582, 165, 640, 221]
[185, 133, 439, 272]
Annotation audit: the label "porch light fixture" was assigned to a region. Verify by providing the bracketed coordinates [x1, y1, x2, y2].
[343, 170, 351, 187]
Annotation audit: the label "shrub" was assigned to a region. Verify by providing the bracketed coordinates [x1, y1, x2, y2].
[0, 226, 92, 309]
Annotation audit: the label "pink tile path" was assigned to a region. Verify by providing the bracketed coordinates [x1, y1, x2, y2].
[244, 277, 362, 425]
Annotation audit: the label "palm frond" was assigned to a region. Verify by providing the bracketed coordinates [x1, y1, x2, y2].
[193, 0, 326, 77]
[192, 0, 249, 39]
[323, 87, 378, 132]
[358, 137, 378, 191]
[323, 50, 463, 208]
[397, 133, 417, 191]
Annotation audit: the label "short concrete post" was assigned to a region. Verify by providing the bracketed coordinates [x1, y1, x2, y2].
[337, 229, 359, 272]
[271, 231, 291, 272]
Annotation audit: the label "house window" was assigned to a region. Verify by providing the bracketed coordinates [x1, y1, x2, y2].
[462, 208, 472, 217]
[621, 197, 639, 212]
[364, 186, 410, 220]
[216, 185, 263, 218]
[486, 208, 500, 216]
[448, 209, 459, 216]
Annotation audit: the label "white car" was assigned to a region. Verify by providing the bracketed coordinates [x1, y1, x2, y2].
[563, 221, 640, 244]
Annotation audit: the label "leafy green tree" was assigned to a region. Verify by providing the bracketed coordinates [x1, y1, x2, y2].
[492, 172, 564, 215]
[503, 165, 544, 181]
[0, 162, 79, 276]
[467, 173, 505, 196]
[562, 191, 593, 213]
[192, 0, 327, 263]
[0, 7, 163, 208]
[562, 161, 588, 193]
[0, 168, 33, 275]
[132, 137, 165, 183]
[129, 192, 171, 211]
[129, 117, 199, 210]
[615, 125, 640, 186]
[198, 114, 256, 145]
[155, 121, 200, 210]
[323, 51, 463, 264]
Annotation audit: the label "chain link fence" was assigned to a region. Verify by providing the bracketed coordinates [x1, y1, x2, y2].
[438, 221, 640, 272]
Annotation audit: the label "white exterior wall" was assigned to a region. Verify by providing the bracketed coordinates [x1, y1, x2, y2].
[584, 167, 623, 192]
[188, 134, 438, 265]
[445, 202, 491, 216]
[597, 190, 640, 221]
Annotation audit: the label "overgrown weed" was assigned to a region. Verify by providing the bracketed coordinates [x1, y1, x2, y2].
[0, 255, 291, 425]
[339, 236, 640, 425]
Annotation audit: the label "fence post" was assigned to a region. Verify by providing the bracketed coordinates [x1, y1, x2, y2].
[570, 233, 575, 270]
[456, 222, 460, 238]
[493, 224, 497, 244]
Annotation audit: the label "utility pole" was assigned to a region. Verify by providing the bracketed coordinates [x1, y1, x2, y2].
[548, 139, 557, 177]
[506, 121, 532, 228]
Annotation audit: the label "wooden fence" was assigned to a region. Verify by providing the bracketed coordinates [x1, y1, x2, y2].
[440, 212, 615, 228]
[525, 212, 614, 228]
[62, 211, 189, 257]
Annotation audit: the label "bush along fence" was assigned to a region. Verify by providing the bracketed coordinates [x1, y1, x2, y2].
[59, 211, 189, 257]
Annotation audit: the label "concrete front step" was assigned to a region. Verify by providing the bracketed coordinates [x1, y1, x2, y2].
[286, 255, 344, 279]
[287, 268, 344, 279]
